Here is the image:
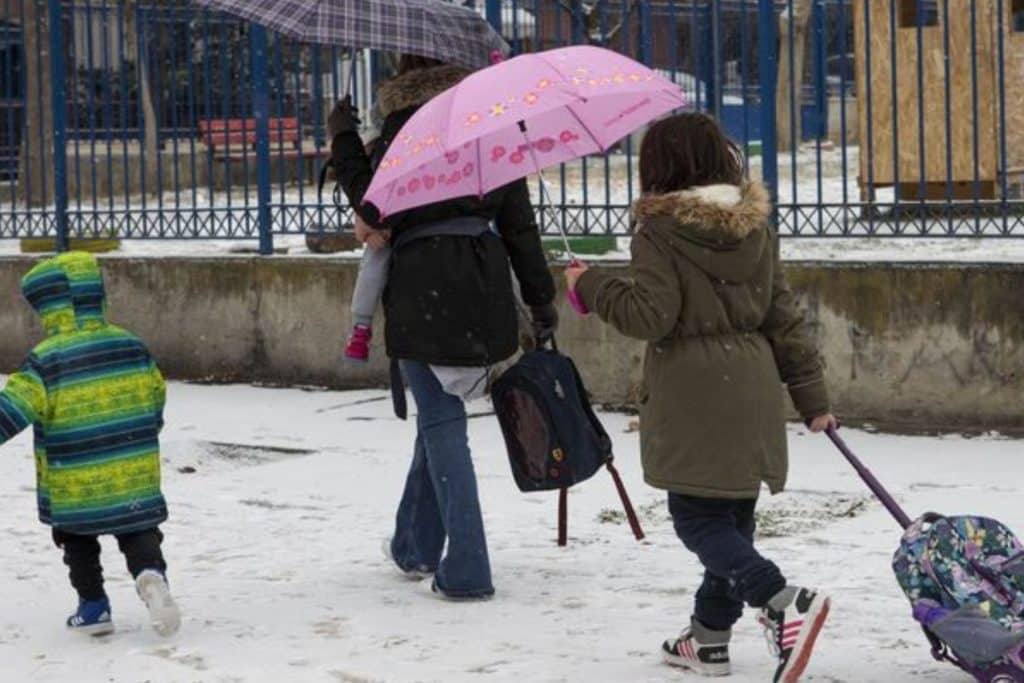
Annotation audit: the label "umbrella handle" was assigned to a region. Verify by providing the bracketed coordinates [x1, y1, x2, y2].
[567, 285, 590, 316]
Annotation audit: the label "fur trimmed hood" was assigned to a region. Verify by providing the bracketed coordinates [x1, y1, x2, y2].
[634, 182, 772, 241]
[376, 65, 471, 119]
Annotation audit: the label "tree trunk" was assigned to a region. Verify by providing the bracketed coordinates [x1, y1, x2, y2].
[16, 0, 54, 207]
[776, 0, 813, 153]
[124, 0, 159, 196]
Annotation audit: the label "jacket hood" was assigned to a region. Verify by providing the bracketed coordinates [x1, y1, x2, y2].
[635, 182, 773, 283]
[21, 251, 107, 336]
[376, 65, 471, 118]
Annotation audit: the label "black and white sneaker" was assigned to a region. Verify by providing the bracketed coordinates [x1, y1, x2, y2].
[662, 619, 731, 677]
[758, 587, 831, 683]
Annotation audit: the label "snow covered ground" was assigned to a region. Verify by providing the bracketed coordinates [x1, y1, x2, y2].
[0, 380, 1020, 682]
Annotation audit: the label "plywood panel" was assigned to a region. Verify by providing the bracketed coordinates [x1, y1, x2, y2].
[1002, 25, 1024, 175]
[855, 0, 999, 191]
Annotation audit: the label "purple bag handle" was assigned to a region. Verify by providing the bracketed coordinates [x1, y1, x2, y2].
[825, 427, 913, 530]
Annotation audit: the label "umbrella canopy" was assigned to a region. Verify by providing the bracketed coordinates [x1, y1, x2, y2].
[193, 0, 508, 72]
[363, 45, 687, 219]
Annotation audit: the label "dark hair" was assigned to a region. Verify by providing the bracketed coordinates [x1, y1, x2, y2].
[639, 112, 744, 194]
[396, 54, 444, 76]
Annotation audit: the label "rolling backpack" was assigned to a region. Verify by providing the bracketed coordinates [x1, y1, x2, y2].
[894, 514, 1024, 682]
[827, 429, 1024, 682]
[491, 339, 644, 546]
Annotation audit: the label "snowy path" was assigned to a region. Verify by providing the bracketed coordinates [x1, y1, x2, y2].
[0, 381, 1020, 682]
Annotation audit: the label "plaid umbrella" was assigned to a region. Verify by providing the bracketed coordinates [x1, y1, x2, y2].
[193, 0, 508, 71]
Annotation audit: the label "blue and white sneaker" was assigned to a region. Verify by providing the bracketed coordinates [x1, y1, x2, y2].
[66, 597, 114, 636]
[136, 570, 181, 637]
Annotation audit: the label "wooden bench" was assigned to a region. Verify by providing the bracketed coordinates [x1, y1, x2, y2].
[198, 117, 326, 189]
[198, 117, 302, 161]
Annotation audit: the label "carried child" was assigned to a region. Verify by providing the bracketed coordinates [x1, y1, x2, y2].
[0, 252, 180, 637]
[344, 212, 391, 362]
[566, 113, 837, 683]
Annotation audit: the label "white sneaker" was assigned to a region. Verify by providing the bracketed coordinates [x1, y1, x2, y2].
[418, 577, 494, 602]
[135, 570, 181, 637]
[381, 538, 434, 581]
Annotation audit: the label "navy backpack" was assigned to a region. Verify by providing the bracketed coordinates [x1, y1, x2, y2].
[491, 340, 644, 546]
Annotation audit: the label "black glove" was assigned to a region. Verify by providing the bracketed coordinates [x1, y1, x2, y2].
[328, 96, 361, 138]
[530, 303, 559, 344]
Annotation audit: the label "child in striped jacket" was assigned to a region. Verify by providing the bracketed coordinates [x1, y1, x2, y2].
[0, 252, 180, 637]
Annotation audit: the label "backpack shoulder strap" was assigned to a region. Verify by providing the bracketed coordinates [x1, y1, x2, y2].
[558, 487, 568, 547]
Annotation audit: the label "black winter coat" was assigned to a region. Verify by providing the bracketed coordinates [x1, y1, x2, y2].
[331, 65, 555, 366]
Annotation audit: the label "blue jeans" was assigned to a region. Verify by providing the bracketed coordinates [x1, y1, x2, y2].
[390, 360, 494, 598]
[669, 494, 786, 631]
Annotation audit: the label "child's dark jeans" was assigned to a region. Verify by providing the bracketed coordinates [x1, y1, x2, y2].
[52, 527, 167, 601]
[668, 494, 787, 631]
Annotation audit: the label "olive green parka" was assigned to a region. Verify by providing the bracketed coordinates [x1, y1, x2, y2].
[576, 182, 830, 498]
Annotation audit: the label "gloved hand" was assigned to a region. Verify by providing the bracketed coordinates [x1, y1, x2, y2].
[328, 96, 361, 138]
[530, 303, 559, 344]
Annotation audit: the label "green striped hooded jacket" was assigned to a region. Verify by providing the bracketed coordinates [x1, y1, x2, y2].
[0, 252, 167, 535]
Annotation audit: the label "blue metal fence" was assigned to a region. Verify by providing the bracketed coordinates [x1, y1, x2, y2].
[0, 0, 1021, 253]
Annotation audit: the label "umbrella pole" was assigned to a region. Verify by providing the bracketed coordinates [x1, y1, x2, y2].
[518, 122, 576, 262]
[343, 47, 358, 99]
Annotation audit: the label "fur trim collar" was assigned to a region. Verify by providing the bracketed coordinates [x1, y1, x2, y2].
[377, 65, 470, 118]
[634, 182, 771, 240]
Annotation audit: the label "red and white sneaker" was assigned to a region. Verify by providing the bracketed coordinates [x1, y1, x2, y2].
[758, 587, 831, 683]
[344, 324, 372, 362]
[662, 619, 731, 676]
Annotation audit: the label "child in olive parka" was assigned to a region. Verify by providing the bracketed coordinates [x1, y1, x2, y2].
[567, 113, 837, 683]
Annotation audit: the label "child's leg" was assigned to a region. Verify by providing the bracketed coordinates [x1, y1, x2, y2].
[52, 530, 106, 601]
[351, 245, 391, 328]
[115, 527, 167, 578]
[669, 494, 786, 626]
[117, 527, 180, 636]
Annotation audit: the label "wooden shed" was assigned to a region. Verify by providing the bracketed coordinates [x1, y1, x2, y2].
[854, 0, 1024, 201]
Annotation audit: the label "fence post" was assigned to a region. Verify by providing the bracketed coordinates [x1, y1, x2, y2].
[710, 0, 723, 119]
[47, 0, 69, 251]
[812, 0, 827, 140]
[571, 1, 584, 45]
[700, 6, 715, 111]
[250, 23, 273, 256]
[638, 1, 653, 65]
[484, 0, 502, 34]
[758, 0, 779, 212]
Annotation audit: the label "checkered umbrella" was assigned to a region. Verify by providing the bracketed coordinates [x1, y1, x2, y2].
[193, 0, 508, 71]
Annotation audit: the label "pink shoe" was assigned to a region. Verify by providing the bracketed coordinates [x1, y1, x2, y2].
[344, 324, 372, 362]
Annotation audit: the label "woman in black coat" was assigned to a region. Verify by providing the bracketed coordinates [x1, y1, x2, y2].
[329, 55, 557, 600]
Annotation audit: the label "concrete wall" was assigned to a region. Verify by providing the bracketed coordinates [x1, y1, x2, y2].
[1, 256, 1021, 433]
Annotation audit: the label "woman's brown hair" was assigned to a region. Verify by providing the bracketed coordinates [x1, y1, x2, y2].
[639, 112, 744, 195]
[396, 54, 444, 76]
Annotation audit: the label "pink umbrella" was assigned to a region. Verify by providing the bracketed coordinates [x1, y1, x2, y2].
[362, 45, 687, 312]
[364, 44, 684, 221]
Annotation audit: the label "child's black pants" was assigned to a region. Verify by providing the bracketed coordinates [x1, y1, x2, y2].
[52, 527, 166, 601]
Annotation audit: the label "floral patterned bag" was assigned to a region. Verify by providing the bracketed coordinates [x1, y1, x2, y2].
[827, 428, 1024, 683]
[893, 513, 1024, 682]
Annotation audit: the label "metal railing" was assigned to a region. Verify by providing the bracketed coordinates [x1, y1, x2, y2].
[0, 0, 1020, 253]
